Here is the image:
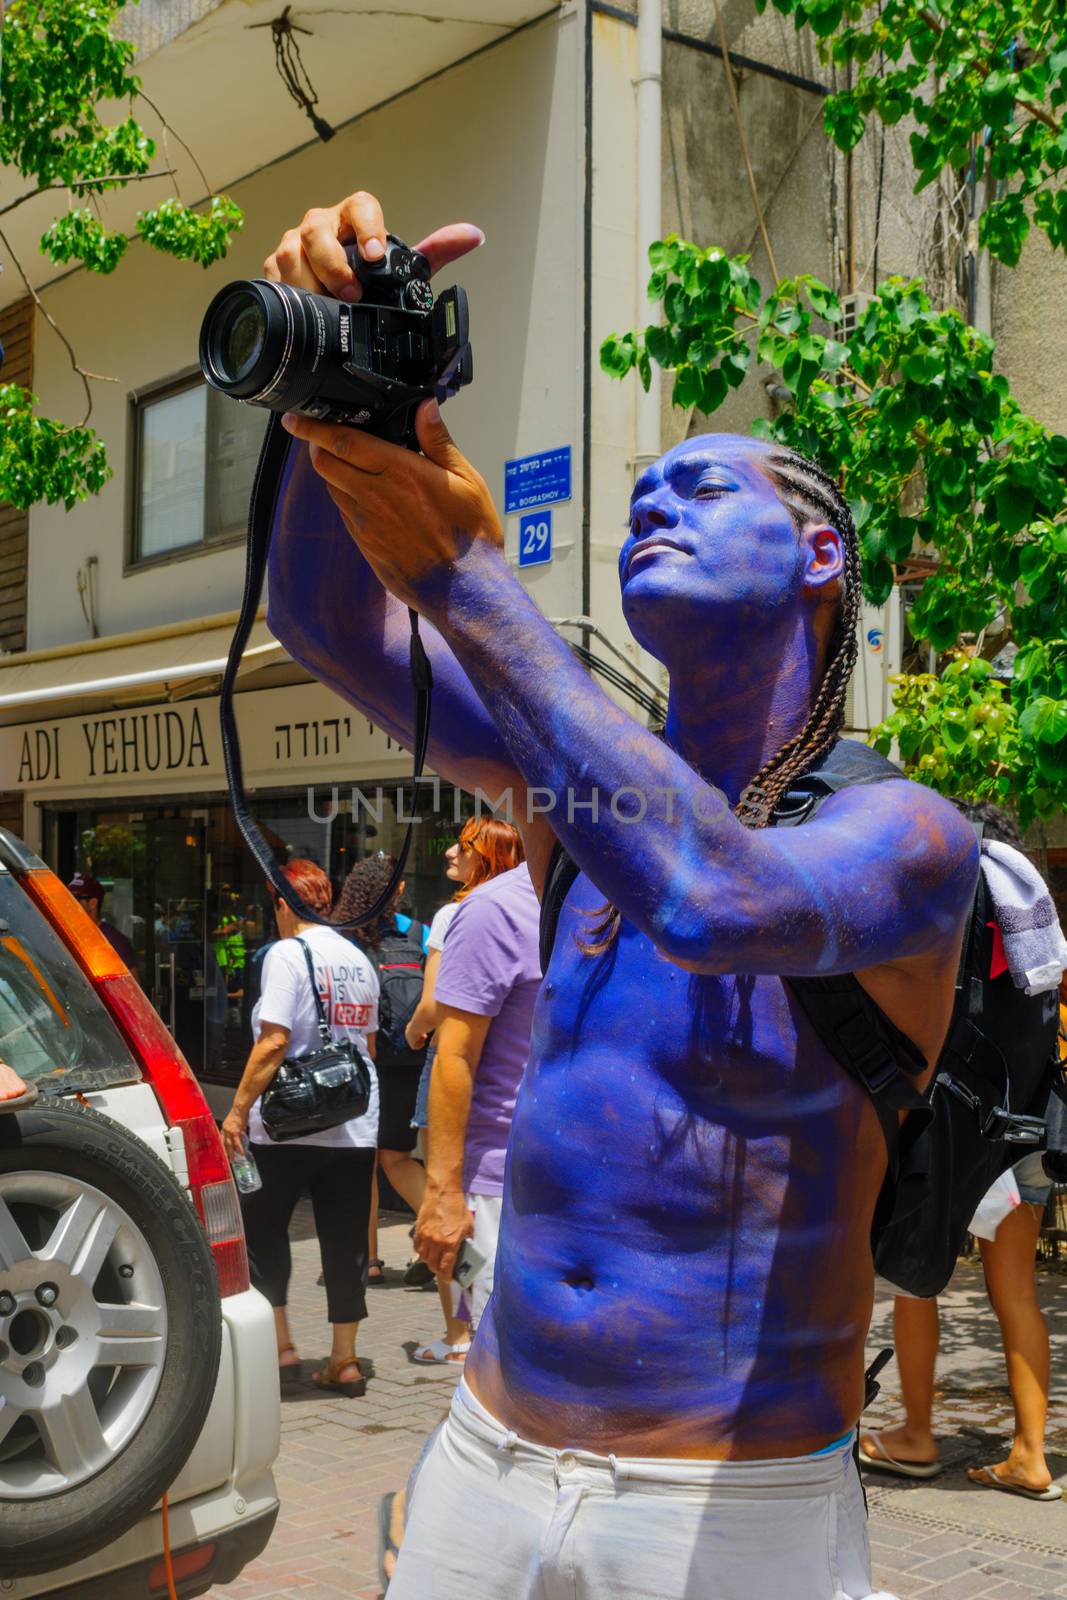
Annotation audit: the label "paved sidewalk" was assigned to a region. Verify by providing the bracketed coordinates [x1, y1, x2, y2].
[210, 1223, 1067, 1600]
[862, 1257, 1067, 1597]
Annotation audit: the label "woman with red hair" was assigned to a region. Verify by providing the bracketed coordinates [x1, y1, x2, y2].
[221, 858, 380, 1397]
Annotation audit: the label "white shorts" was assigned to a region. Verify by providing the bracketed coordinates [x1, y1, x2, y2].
[453, 1191, 502, 1330]
[390, 1380, 899, 1600]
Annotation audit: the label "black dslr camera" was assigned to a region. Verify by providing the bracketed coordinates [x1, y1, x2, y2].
[198, 235, 472, 447]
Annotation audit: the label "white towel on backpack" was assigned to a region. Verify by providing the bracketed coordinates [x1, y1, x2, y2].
[980, 839, 1067, 995]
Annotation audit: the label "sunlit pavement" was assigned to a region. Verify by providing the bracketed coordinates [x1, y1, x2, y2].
[863, 1255, 1067, 1596]
[208, 1208, 461, 1600]
[207, 1229, 1067, 1599]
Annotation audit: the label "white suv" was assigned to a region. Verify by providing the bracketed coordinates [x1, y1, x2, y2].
[0, 831, 279, 1597]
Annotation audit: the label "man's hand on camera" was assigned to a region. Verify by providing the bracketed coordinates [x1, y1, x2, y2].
[280, 400, 504, 615]
[264, 190, 483, 300]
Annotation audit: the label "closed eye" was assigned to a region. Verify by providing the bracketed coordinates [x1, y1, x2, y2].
[692, 483, 728, 500]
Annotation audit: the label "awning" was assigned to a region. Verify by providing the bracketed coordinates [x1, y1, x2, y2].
[0, 612, 282, 715]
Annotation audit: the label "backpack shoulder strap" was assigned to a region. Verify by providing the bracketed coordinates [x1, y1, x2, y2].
[772, 738, 904, 826]
[778, 740, 931, 1142]
[539, 839, 581, 974]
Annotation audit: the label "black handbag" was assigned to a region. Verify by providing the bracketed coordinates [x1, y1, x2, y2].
[259, 938, 373, 1143]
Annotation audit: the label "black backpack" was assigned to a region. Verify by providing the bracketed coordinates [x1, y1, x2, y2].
[539, 739, 1067, 1299]
[371, 921, 428, 1068]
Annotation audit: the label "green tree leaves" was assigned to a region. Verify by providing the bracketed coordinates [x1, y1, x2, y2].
[39, 210, 128, 274]
[136, 196, 244, 269]
[601, 234, 1067, 820]
[0, 1, 245, 508]
[755, 0, 1067, 265]
[871, 656, 1021, 807]
[0, 384, 110, 509]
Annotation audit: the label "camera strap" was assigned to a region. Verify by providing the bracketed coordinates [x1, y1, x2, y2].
[219, 412, 433, 930]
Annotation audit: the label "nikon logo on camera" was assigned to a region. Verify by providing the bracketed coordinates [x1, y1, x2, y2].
[340, 314, 350, 354]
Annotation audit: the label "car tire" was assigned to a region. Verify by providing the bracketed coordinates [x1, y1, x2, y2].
[0, 1101, 223, 1577]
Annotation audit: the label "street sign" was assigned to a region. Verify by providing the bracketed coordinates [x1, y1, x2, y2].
[504, 446, 571, 513]
[518, 510, 552, 568]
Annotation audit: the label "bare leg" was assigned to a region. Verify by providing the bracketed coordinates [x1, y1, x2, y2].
[861, 1295, 940, 1465]
[272, 1306, 300, 1367]
[435, 1273, 469, 1351]
[379, 1147, 427, 1213]
[968, 1203, 1053, 1493]
[329, 1318, 361, 1376]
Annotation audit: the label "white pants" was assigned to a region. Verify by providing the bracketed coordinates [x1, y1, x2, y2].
[453, 1191, 502, 1330]
[390, 1381, 899, 1600]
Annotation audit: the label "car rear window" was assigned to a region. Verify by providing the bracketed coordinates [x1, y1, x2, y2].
[0, 870, 141, 1091]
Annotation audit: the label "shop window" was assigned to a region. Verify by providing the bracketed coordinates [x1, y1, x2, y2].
[130, 374, 266, 565]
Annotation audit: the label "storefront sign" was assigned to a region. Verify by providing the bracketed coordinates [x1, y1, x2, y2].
[1, 682, 412, 798]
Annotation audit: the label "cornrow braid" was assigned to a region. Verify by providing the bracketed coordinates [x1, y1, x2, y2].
[734, 449, 861, 828]
[578, 446, 861, 956]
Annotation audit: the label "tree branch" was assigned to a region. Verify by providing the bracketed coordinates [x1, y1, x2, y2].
[137, 91, 214, 200]
[0, 169, 179, 221]
[0, 225, 118, 427]
[916, 6, 1060, 134]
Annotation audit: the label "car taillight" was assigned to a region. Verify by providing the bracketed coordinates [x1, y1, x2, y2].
[20, 868, 250, 1297]
[178, 1111, 250, 1298]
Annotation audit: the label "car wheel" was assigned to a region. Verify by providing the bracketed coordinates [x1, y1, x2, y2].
[0, 1101, 223, 1577]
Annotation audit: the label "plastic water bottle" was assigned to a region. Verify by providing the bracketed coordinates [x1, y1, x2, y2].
[230, 1135, 262, 1195]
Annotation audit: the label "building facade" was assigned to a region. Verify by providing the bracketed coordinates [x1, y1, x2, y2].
[2, 0, 1064, 1103]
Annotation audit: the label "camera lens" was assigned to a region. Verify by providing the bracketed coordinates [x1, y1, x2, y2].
[213, 292, 267, 383]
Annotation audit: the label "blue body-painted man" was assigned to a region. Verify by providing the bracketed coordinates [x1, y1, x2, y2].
[262, 193, 978, 1599]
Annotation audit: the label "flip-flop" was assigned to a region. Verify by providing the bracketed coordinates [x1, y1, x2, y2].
[378, 1490, 401, 1593]
[0, 1083, 38, 1115]
[368, 1258, 387, 1286]
[968, 1465, 1063, 1501]
[858, 1432, 942, 1480]
[412, 1338, 470, 1365]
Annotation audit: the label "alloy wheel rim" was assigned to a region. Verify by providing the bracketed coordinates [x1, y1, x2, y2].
[0, 1170, 168, 1497]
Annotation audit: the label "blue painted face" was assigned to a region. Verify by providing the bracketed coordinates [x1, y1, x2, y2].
[619, 434, 837, 665]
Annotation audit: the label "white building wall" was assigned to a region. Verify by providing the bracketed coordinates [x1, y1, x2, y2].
[28, 10, 585, 649]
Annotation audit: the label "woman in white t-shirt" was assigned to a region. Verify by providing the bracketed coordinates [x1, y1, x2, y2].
[221, 859, 379, 1398]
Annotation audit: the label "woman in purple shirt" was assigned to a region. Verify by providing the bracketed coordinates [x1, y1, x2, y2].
[414, 857, 542, 1347]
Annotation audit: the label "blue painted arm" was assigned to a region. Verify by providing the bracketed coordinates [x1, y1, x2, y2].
[421, 547, 979, 978]
[266, 442, 525, 805]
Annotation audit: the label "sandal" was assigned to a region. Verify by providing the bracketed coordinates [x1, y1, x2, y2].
[313, 1357, 366, 1397]
[403, 1256, 434, 1288]
[278, 1345, 302, 1388]
[368, 1257, 387, 1286]
[413, 1338, 470, 1365]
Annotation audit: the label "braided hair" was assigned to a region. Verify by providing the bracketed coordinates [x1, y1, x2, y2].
[580, 445, 861, 955]
[734, 448, 861, 827]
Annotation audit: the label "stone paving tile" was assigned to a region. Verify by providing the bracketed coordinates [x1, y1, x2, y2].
[209, 1218, 1066, 1600]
